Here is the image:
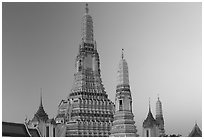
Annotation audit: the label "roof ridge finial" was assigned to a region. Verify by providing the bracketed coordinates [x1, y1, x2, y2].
[85, 3, 89, 14]
[122, 48, 124, 59]
[149, 97, 151, 112]
[24, 114, 28, 123]
[40, 88, 43, 107]
[157, 93, 160, 100]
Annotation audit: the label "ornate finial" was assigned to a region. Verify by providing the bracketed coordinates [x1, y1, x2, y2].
[85, 3, 89, 14]
[157, 93, 160, 100]
[122, 48, 124, 59]
[40, 88, 43, 107]
[149, 97, 151, 111]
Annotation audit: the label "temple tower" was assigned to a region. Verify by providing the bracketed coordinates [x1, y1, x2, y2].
[110, 49, 137, 137]
[155, 96, 165, 136]
[64, 4, 114, 137]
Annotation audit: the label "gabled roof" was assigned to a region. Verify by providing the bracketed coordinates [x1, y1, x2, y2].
[2, 121, 31, 137]
[188, 123, 202, 137]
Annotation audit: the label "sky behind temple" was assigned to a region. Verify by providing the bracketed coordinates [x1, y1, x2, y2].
[2, 2, 202, 136]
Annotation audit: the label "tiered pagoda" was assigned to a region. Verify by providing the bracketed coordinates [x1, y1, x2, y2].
[56, 4, 114, 137]
[155, 96, 165, 136]
[110, 49, 138, 137]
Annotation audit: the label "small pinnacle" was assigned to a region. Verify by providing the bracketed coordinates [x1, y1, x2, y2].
[122, 48, 124, 59]
[148, 97, 151, 111]
[40, 88, 43, 106]
[85, 3, 89, 14]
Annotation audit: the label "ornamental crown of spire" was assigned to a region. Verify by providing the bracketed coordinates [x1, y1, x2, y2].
[157, 94, 161, 102]
[81, 3, 94, 43]
[117, 49, 129, 86]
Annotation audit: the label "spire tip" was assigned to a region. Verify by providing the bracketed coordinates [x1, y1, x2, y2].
[40, 88, 43, 106]
[148, 97, 151, 111]
[85, 3, 89, 14]
[121, 48, 124, 59]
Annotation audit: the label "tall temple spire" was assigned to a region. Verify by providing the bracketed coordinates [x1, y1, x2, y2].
[110, 50, 138, 137]
[65, 4, 114, 137]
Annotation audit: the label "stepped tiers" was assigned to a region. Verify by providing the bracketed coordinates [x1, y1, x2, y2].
[56, 4, 114, 137]
[110, 49, 138, 137]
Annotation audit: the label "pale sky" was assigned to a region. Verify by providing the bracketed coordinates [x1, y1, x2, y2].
[2, 2, 202, 136]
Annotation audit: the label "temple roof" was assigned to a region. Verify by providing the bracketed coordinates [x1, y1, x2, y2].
[2, 121, 31, 137]
[143, 103, 157, 128]
[2, 121, 41, 137]
[188, 123, 202, 137]
[32, 92, 48, 122]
